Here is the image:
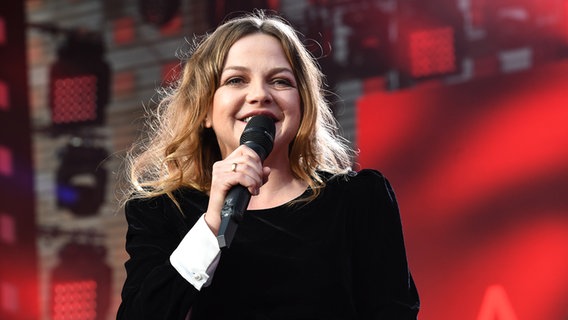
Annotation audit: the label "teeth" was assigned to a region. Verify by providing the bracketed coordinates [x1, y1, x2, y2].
[243, 116, 253, 123]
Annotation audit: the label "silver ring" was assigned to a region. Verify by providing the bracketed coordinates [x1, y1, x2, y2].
[231, 163, 238, 172]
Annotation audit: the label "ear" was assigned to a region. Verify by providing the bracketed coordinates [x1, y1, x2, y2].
[204, 109, 212, 128]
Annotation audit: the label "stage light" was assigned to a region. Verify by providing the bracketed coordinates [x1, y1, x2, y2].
[408, 26, 457, 78]
[56, 141, 108, 216]
[208, 0, 278, 26]
[50, 241, 111, 320]
[343, 6, 391, 78]
[49, 30, 109, 132]
[486, 0, 533, 50]
[0, 80, 9, 111]
[1, 3, 39, 319]
[138, 0, 180, 26]
[0, 146, 11, 176]
[0, 16, 5, 45]
[394, 0, 465, 81]
[482, 0, 568, 65]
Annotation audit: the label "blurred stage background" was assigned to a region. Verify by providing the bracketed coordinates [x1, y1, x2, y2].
[1, 0, 567, 319]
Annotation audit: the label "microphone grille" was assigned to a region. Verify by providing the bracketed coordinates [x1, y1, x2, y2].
[240, 115, 275, 157]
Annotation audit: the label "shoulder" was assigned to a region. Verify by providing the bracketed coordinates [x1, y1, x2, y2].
[124, 188, 209, 239]
[320, 169, 398, 206]
[125, 187, 208, 223]
[324, 169, 390, 190]
[125, 193, 168, 215]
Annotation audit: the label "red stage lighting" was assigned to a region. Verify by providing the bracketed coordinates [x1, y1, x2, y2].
[0, 17, 5, 45]
[50, 242, 111, 320]
[343, 6, 391, 78]
[0, 80, 9, 111]
[408, 26, 456, 77]
[0, 3, 39, 319]
[0, 213, 15, 244]
[394, 1, 465, 82]
[208, 0, 279, 26]
[52, 75, 98, 124]
[138, 0, 180, 26]
[49, 31, 109, 132]
[470, 0, 487, 28]
[0, 146, 11, 176]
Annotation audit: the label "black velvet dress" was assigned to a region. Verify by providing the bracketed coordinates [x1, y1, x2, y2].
[117, 169, 420, 319]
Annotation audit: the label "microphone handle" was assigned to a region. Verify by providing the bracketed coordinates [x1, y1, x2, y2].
[217, 185, 251, 248]
[216, 141, 269, 248]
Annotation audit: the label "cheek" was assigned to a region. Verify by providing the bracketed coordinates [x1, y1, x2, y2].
[282, 92, 301, 114]
[281, 106, 302, 142]
[211, 90, 236, 120]
[212, 90, 226, 111]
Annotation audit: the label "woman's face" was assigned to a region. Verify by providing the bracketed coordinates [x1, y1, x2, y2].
[206, 33, 301, 160]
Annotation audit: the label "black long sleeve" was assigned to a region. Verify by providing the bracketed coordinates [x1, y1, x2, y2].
[347, 170, 420, 318]
[117, 170, 419, 319]
[117, 191, 206, 319]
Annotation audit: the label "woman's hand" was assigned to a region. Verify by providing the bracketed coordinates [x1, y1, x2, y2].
[204, 145, 271, 235]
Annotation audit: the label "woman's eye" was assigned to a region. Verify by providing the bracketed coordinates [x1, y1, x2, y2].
[225, 77, 245, 85]
[272, 78, 293, 87]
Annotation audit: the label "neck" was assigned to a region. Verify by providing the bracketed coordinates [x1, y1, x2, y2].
[247, 162, 308, 210]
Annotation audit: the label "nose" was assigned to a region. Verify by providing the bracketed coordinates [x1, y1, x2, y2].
[246, 81, 272, 105]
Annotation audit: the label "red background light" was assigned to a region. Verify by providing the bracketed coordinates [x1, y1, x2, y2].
[409, 27, 456, 77]
[52, 75, 98, 124]
[52, 280, 97, 320]
[0, 213, 16, 244]
[357, 60, 568, 320]
[0, 17, 6, 45]
[0, 81, 9, 111]
[0, 146, 12, 176]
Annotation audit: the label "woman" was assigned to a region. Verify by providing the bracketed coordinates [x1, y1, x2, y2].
[117, 11, 419, 319]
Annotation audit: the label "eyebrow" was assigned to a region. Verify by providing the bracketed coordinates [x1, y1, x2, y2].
[222, 66, 294, 75]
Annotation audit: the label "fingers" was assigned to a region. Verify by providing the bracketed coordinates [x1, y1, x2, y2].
[204, 145, 269, 234]
[220, 145, 265, 194]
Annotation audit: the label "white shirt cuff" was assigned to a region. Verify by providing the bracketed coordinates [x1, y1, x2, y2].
[170, 214, 221, 291]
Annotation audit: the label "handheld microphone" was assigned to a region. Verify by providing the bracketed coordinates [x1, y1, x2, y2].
[217, 115, 275, 248]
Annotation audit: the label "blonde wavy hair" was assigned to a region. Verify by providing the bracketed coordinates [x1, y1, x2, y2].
[123, 11, 354, 207]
